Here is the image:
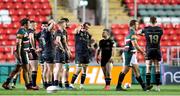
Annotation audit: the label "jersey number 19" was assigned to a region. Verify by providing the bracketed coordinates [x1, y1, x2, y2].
[149, 35, 159, 44]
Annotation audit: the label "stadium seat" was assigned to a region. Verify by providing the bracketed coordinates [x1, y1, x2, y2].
[68, 40, 75, 46]
[24, 3, 32, 9]
[14, 3, 23, 9]
[0, 10, 9, 16]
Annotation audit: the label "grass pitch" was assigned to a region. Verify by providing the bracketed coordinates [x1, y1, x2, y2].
[0, 84, 179, 96]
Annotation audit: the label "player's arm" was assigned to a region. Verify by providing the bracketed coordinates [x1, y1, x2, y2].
[72, 27, 80, 34]
[16, 34, 23, 63]
[56, 36, 64, 51]
[47, 20, 55, 31]
[137, 29, 145, 36]
[131, 35, 145, 55]
[95, 47, 101, 64]
[29, 33, 35, 49]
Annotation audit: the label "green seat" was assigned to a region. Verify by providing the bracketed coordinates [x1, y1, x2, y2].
[156, 10, 167, 17]
[146, 4, 155, 10]
[174, 10, 180, 17]
[155, 5, 164, 10]
[138, 4, 146, 10]
[174, 5, 180, 10]
[138, 10, 149, 16]
[148, 10, 158, 16]
[164, 5, 173, 10]
[166, 10, 175, 17]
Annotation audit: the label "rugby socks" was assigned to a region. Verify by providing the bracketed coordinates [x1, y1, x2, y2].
[12, 78, 17, 86]
[136, 76, 145, 89]
[54, 80, 59, 86]
[5, 77, 12, 84]
[44, 82, 48, 88]
[146, 73, 151, 86]
[116, 72, 125, 88]
[155, 72, 161, 86]
[32, 71, 37, 87]
[81, 74, 86, 84]
[71, 74, 78, 84]
[65, 81, 69, 87]
[105, 78, 111, 86]
[59, 81, 63, 87]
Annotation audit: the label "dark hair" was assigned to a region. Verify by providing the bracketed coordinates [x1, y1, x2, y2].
[30, 20, 35, 23]
[20, 18, 29, 26]
[129, 19, 137, 27]
[42, 21, 48, 25]
[60, 18, 69, 22]
[58, 20, 66, 24]
[83, 22, 91, 27]
[150, 16, 157, 24]
[103, 29, 110, 33]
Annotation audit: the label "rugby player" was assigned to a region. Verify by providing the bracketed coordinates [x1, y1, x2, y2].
[70, 22, 92, 89]
[96, 29, 114, 90]
[116, 20, 151, 91]
[140, 16, 163, 91]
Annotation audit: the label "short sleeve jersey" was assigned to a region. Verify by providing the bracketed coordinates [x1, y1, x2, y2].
[75, 30, 92, 53]
[16, 28, 30, 51]
[99, 38, 114, 58]
[124, 28, 137, 53]
[142, 26, 163, 50]
[55, 29, 68, 49]
[41, 28, 55, 54]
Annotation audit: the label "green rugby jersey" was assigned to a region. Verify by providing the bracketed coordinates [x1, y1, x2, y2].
[124, 28, 137, 53]
[16, 28, 30, 51]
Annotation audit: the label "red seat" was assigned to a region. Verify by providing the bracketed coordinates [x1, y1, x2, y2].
[111, 24, 119, 29]
[68, 41, 75, 46]
[42, 3, 51, 9]
[142, 0, 150, 4]
[129, 10, 134, 16]
[0, 47, 4, 52]
[39, 0, 49, 3]
[161, 0, 169, 5]
[125, 0, 133, 4]
[127, 4, 134, 10]
[38, 16, 46, 22]
[151, 0, 161, 4]
[170, 35, 178, 41]
[0, 35, 8, 40]
[4, 2, 13, 9]
[115, 35, 124, 41]
[170, 0, 178, 4]
[12, 22, 20, 29]
[7, 54, 15, 61]
[2, 0, 12, 3]
[4, 47, 11, 53]
[27, 9, 35, 16]
[70, 47, 75, 53]
[118, 41, 124, 46]
[163, 24, 173, 29]
[0, 53, 5, 60]
[33, 3, 42, 9]
[15, 3, 23, 9]
[161, 35, 169, 41]
[18, 9, 25, 15]
[118, 24, 128, 29]
[174, 24, 180, 29]
[68, 35, 75, 41]
[112, 29, 120, 35]
[12, 16, 19, 22]
[24, 3, 32, 9]
[9, 9, 18, 15]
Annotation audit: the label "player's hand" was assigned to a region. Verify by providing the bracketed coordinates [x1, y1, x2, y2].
[95, 56, 101, 64]
[109, 57, 114, 64]
[35, 48, 42, 53]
